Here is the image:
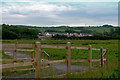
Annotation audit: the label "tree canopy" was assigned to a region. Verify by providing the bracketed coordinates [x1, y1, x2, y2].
[2, 24, 39, 39]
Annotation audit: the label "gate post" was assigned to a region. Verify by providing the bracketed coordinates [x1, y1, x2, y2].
[35, 42, 41, 78]
[88, 45, 92, 70]
[66, 42, 71, 75]
[100, 47, 103, 67]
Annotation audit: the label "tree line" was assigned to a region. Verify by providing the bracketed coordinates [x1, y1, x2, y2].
[2, 24, 39, 39]
[2, 24, 120, 40]
[52, 27, 120, 40]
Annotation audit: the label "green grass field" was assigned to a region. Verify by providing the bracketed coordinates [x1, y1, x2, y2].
[1, 40, 119, 78]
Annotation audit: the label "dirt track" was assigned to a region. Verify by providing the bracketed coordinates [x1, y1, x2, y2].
[3, 50, 95, 78]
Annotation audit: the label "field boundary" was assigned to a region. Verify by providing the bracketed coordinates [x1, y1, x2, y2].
[1, 42, 109, 78]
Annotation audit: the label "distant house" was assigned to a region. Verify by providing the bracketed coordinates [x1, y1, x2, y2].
[80, 33, 84, 37]
[38, 32, 92, 40]
[79, 33, 92, 37]
[88, 34, 92, 36]
[74, 33, 79, 37]
[69, 33, 74, 36]
[38, 32, 52, 40]
[45, 33, 52, 36]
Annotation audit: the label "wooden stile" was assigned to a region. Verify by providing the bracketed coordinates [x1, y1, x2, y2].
[35, 42, 41, 78]
[88, 45, 92, 70]
[66, 42, 71, 75]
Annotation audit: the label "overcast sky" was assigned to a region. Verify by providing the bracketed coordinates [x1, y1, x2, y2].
[1, 0, 119, 26]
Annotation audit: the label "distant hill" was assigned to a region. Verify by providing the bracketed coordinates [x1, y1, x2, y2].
[13, 25, 118, 35]
[1, 24, 120, 40]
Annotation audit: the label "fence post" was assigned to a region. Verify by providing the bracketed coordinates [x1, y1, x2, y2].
[88, 45, 92, 70]
[106, 48, 108, 66]
[13, 41, 17, 74]
[66, 42, 71, 75]
[35, 42, 41, 78]
[32, 50, 34, 71]
[100, 47, 103, 67]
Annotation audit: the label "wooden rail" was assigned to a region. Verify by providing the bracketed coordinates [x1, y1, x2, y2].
[2, 49, 34, 52]
[2, 44, 106, 51]
[71, 59, 88, 62]
[2, 43, 36, 74]
[3, 68, 35, 72]
[2, 62, 33, 69]
[3, 66, 50, 72]
[2, 57, 108, 74]
[103, 48, 108, 57]
[47, 60, 65, 64]
[1, 42, 108, 78]
[0, 59, 33, 61]
[42, 50, 50, 60]
[41, 45, 106, 51]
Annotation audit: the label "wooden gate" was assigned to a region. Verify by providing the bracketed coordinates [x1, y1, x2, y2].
[1, 42, 108, 78]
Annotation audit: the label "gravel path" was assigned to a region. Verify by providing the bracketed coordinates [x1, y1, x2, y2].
[3, 49, 95, 78]
[4, 50, 31, 59]
[3, 63, 90, 78]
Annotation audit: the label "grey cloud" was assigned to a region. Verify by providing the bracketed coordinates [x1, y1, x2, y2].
[2, 2, 118, 26]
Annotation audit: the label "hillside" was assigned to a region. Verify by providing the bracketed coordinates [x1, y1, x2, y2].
[1, 24, 120, 40]
[15, 25, 117, 34]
